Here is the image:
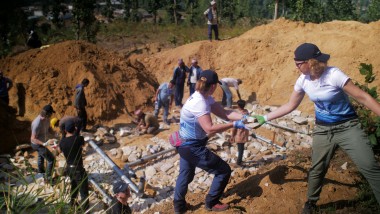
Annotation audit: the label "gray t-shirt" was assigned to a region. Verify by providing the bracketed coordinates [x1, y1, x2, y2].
[31, 115, 49, 144]
[158, 83, 174, 103]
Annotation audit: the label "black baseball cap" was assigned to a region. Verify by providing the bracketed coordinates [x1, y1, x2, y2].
[65, 120, 76, 133]
[294, 43, 330, 63]
[199, 70, 221, 85]
[43, 104, 55, 114]
[113, 181, 129, 194]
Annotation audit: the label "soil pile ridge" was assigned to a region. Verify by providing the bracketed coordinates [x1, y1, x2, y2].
[1, 40, 158, 123]
[140, 18, 380, 113]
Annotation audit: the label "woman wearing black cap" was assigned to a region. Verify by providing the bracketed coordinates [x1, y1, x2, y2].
[253, 43, 380, 213]
[173, 70, 248, 213]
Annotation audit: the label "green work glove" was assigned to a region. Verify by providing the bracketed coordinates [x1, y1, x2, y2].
[253, 115, 267, 125]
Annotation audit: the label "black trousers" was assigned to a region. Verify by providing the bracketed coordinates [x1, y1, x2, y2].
[76, 108, 87, 131]
[65, 166, 89, 210]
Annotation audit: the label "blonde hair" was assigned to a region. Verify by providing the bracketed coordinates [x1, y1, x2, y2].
[308, 59, 327, 77]
[195, 77, 213, 93]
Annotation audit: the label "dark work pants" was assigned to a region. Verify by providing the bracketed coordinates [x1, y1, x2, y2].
[31, 143, 55, 178]
[237, 143, 245, 165]
[0, 96, 9, 105]
[189, 83, 196, 96]
[208, 24, 219, 41]
[66, 166, 89, 210]
[174, 84, 184, 107]
[76, 108, 87, 131]
[173, 141, 231, 211]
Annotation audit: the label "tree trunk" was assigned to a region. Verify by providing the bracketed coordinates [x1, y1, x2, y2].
[173, 0, 178, 25]
[274, 0, 278, 20]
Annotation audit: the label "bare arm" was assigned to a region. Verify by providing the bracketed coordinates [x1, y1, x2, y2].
[343, 80, 380, 116]
[31, 134, 44, 145]
[236, 89, 242, 100]
[198, 113, 234, 135]
[210, 102, 243, 121]
[155, 88, 160, 101]
[266, 90, 305, 121]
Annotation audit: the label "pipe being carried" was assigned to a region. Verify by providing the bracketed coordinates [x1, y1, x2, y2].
[127, 147, 177, 167]
[89, 178, 112, 205]
[88, 140, 142, 196]
[266, 121, 309, 135]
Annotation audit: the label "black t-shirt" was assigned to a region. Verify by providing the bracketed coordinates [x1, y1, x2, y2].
[107, 198, 132, 214]
[59, 135, 84, 166]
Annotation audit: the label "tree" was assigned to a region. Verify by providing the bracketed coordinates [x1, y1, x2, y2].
[72, 0, 98, 42]
[124, 0, 132, 21]
[325, 0, 356, 21]
[368, 0, 380, 21]
[274, 0, 278, 20]
[0, 0, 27, 56]
[147, 0, 163, 24]
[103, 0, 114, 21]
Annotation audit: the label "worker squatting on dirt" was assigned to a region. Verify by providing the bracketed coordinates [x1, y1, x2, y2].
[252, 43, 380, 214]
[0, 70, 13, 106]
[55, 120, 89, 211]
[30, 104, 56, 183]
[134, 109, 159, 134]
[154, 80, 175, 125]
[106, 181, 132, 214]
[74, 78, 89, 132]
[173, 70, 249, 213]
[171, 58, 189, 107]
[204, 0, 219, 42]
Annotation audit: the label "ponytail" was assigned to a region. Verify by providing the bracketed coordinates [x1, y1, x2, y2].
[195, 77, 213, 93]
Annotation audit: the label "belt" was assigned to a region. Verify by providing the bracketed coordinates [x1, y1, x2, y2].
[315, 116, 358, 126]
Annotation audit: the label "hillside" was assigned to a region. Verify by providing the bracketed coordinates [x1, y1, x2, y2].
[0, 18, 380, 213]
[138, 18, 380, 113]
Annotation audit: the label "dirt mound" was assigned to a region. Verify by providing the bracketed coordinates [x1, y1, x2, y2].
[139, 18, 380, 113]
[1, 40, 158, 123]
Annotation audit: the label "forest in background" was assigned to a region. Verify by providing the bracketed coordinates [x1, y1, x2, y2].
[1, 0, 380, 56]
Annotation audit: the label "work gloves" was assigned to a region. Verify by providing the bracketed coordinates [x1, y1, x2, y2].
[233, 120, 249, 130]
[253, 115, 267, 125]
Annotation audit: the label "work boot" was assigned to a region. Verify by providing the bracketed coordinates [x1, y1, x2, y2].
[302, 200, 316, 214]
[205, 202, 229, 212]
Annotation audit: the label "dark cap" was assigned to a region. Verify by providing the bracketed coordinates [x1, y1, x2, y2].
[65, 120, 76, 133]
[199, 70, 221, 85]
[43, 104, 55, 114]
[113, 181, 129, 194]
[294, 43, 330, 63]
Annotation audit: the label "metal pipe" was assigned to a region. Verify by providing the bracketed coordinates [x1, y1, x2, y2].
[89, 178, 112, 205]
[266, 121, 309, 135]
[251, 133, 285, 150]
[88, 140, 140, 195]
[127, 147, 177, 167]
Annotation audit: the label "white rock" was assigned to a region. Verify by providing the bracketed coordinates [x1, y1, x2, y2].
[341, 162, 348, 170]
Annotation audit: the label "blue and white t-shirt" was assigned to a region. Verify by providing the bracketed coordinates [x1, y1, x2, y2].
[179, 91, 215, 143]
[294, 67, 357, 124]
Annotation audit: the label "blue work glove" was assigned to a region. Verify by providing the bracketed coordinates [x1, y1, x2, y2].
[233, 120, 248, 129]
[253, 115, 267, 125]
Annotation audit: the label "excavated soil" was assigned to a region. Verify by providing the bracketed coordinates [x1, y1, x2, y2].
[1, 18, 380, 213]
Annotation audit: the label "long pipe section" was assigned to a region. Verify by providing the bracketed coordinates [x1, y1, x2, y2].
[127, 147, 177, 167]
[89, 178, 112, 205]
[88, 140, 140, 195]
[266, 121, 309, 135]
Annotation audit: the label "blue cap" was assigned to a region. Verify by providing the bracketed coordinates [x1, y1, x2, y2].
[294, 43, 330, 63]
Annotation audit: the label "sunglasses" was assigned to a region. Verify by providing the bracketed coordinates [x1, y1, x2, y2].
[295, 61, 307, 68]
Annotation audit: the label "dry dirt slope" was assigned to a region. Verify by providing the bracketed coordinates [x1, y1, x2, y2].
[139, 18, 380, 113]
